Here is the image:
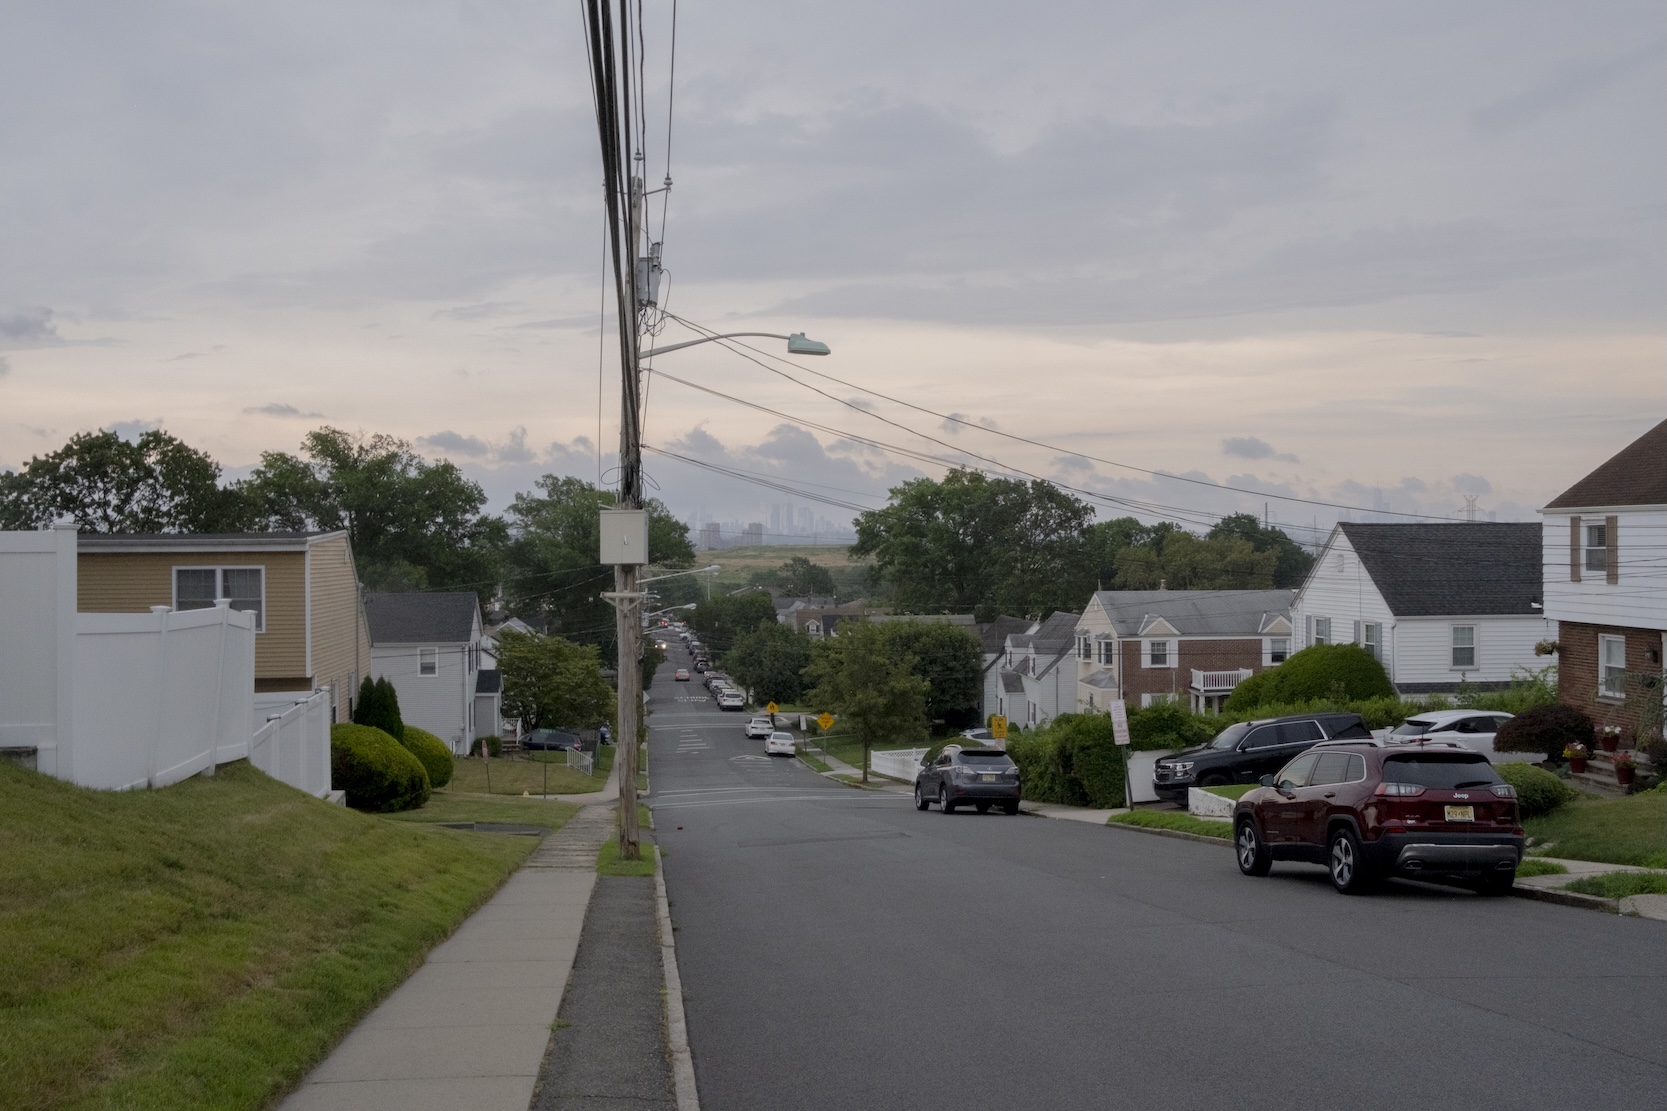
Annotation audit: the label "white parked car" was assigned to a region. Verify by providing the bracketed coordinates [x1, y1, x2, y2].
[766, 731, 797, 756]
[1385, 710, 1528, 761]
[745, 715, 774, 738]
[717, 690, 745, 711]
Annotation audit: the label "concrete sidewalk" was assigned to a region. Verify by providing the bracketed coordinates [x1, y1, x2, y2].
[279, 804, 617, 1111]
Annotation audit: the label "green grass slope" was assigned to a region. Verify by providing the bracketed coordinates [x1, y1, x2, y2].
[0, 759, 554, 1111]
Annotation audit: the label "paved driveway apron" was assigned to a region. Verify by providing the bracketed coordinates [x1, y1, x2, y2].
[647, 645, 1666, 1111]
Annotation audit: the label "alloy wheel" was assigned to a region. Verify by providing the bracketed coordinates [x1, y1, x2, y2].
[1238, 827, 1257, 870]
[1330, 835, 1355, 888]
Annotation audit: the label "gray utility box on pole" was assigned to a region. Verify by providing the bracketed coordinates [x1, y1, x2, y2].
[599, 508, 649, 565]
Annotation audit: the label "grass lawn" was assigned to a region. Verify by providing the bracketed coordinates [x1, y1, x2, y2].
[448, 745, 614, 796]
[383, 793, 579, 830]
[1564, 871, 1667, 899]
[0, 759, 560, 1111]
[798, 750, 831, 774]
[1524, 788, 1666, 868]
[596, 840, 658, 877]
[1514, 858, 1570, 878]
[1203, 784, 1257, 801]
[1108, 809, 1233, 839]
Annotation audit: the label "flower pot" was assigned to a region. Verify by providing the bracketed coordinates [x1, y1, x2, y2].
[1615, 764, 1635, 786]
[1598, 733, 1620, 753]
[1568, 757, 1588, 774]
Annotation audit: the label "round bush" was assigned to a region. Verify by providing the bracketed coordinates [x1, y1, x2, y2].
[1493, 703, 1594, 762]
[399, 725, 454, 789]
[1496, 762, 1577, 818]
[330, 723, 430, 812]
[1223, 644, 1394, 712]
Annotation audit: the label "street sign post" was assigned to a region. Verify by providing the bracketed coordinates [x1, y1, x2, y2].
[989, 715, 1008, 740]
[766, 701, 779, 715]
[1109, 699, 1132, 811]
[817, 712, 834, 731]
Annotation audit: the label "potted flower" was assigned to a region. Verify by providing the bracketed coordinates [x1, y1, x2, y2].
[1564, 742, 1590, 774]
[1598, 724, 1622, 753]
[1613, 749, 1636, 786]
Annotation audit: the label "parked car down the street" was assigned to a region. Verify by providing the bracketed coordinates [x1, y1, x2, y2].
[766, 731, 796, 756]
[914, 748, 1021, 815]
[1232, 740, 1524, 895]
[1152, 712, 1372, 803]
[523, 728, 583, 752]
[745, 715, 774, 738]
[674, 668, 691, 681]
[1385, 710, 1515, 755]
[717, 690, 745, 711]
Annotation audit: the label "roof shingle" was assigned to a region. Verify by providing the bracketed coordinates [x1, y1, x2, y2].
[1544, 418, 1667, 509]
[365, 592, 480, 644]
[1337, 523, 1541, 617]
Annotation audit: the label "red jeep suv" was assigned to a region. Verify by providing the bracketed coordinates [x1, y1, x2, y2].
[1232, 740, 1524, 895]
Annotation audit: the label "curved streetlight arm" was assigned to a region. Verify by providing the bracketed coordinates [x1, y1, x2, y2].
[641, 332, 830, 358]
[639, 564, 721, 585]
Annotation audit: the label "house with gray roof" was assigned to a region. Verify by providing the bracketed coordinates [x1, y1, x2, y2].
[1292, 522, 1551, 697]
[1076, 589, 1296, 713]
[996, 611, 1080, 729]
[366, 591, 486, 754]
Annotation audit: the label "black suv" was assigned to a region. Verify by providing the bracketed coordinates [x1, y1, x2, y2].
[1152, 713, 1371, 803]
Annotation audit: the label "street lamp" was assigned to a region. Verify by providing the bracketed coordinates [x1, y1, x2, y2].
[641, 332, 831, 359]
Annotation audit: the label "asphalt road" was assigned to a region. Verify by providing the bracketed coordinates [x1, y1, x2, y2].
[646, 642, 1667, 1111]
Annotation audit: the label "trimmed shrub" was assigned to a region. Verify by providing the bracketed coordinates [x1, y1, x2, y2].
[1496, 762, 1577, 818]
[330, 723, 429, 812]
[352, 676, 405, 742]
[1127, 702, 1215, 750]
[1007, 714, 1182, 809]
[469, 735, 503, 758]
[1493, 703, 1594, 763]
[399, 725, 454, 789]
[1223, 644, 1394, 713]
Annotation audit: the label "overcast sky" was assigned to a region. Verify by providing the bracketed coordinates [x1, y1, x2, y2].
[2, 1, 1661, 543]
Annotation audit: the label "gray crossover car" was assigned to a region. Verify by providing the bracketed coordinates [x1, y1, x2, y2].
[915, 747, 1021, 815]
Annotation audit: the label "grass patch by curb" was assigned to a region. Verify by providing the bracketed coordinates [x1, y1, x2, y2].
[597, 839, 658, 877]
[798, 751, 831, 774]
[1524, 790, 1666, 868]
[449, 745, 614, 796]
[1108, 809, 1233, 839]
[1564, 871, 1667, 899]
[1514, 858, 1570, 878]
[0, 759, 552, 1111]
[1203, 784, 1257, 801]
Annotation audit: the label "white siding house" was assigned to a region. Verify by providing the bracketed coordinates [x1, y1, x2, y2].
[366, 592, 484, 755]
[1292, 523, 1551, 696]
[996, 611, 1079, 728]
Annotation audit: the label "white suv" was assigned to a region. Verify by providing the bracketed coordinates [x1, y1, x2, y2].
[717, 690, 745, 711]
[745, 715, 774, 738]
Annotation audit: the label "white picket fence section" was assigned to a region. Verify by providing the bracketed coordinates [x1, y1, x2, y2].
[250, 691, 333, 798]
[566, 747, 595, 777]
[870, 747, 930, 781]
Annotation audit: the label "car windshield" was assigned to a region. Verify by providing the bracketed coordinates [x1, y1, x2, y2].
[1391, 719, 1437, 736]
[1382, 755, 1501, 789]
[1208, 723, 1251, 750]
[958, 752, 1015, 767]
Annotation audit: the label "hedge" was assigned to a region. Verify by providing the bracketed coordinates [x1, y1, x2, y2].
[399, 725, 455, 789]
[330, 723, 430, 812]
[1223, 644, 1394, 712]
[1496, 762, 1577, 819]
[1493, 703, 1595, 762]
[1008, 711, 1182, 809]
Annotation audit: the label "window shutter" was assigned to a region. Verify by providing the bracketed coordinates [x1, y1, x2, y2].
[1605, 515, 1619, 585]
[1569, 516, 1581, 583]
[1353, 619, 1362, 644]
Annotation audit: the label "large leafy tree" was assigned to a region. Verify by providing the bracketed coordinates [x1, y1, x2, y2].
[748, 555, 837, 597]
[875, 621, 983, 728]
[853, 469, 1092, 620]
[497, 630, 616, 732]
[1207, 513, 1314, 588]
[503, 474, 694, 652]
[722, 621, 814, 705]
[804, 622, 929, 782]
[0, 429, 248, 532]
[239, 428, 505, 604]
[689, 589, 779, 657]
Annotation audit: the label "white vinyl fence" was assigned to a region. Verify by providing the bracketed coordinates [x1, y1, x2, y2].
[250, 691, 333, 798]
[869, 748, 930, 781]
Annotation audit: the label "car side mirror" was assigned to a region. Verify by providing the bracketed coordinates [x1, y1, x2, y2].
[1259, 775, 1274, 787]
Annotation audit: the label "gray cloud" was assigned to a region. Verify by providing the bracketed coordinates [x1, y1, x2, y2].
[0, 307, 61, 348]
[431, 301, 522, 322]
[1473, 38, 1666, 134]
[103, 419, 161, 442]
[1452, 473, 1493, 496]
[1222, 436, 1298, 463]
[244, 402, 324, 418]
[0, 355, 10, 378]
[420, 430, 490, 458]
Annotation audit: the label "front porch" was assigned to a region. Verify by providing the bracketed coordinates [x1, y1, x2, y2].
[1189, 667, 1252, 713]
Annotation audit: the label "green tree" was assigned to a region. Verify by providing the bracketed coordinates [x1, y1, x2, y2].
[804, 622, 929, 782]
[498, 631, 616, 732]
[0, 429, 249, 532]
[874, 621, 982, 728]
[238, 428, 505, 605]
[723, 621, 814, 705]
[1207, 513, 1314, 588]
[1223, 643, 1394, 712]
[502, 475, 694, 652]
[852, 469, 1092, 619]
[352, 675, 405, 741]
[748, 555, 838, 597]
[690, 590, 780, 657]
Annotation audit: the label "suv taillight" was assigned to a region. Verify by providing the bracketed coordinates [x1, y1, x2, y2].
[1375, 782, 1425, 797]
[1489, 784, 1517, 799]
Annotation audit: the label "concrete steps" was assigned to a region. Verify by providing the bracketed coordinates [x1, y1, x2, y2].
[1571, 747, 1658, 797]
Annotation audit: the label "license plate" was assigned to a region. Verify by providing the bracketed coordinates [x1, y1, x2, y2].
[1444, 805, 1475, 822]
[980, 774, 997, 782]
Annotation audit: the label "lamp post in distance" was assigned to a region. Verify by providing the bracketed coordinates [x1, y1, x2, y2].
[641, 332, 831, 359]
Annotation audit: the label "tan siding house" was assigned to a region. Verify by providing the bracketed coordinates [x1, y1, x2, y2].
[77, 532, 370, 717]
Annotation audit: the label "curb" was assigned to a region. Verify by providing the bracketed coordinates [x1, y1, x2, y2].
[1509, 884, 1620, 914]
[1098, 818, 1233, 847]
[652, 823, 700, 1111]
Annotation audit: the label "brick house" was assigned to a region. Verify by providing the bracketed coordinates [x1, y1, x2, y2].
[1540, 418, 1667, 739]
[1074, 590, 1296, 713]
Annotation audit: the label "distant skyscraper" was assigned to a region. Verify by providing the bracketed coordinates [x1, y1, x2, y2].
[698, 522, 722, 550]
[742, 522, 764, 546]
[797, 507, 814, 535]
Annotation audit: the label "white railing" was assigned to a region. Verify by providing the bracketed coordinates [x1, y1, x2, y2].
[869, 747, 931, 781]
[250, 690, 333, 798]
[566, 747, 595, 777]
[1190, 667, 1253, 693]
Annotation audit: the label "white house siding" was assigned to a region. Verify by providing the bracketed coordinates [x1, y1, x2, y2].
[1541, 509, 1667, 631]
[1389, 616, 1554, 688]
[1291, 531, 1397, 662]
[373, 643, 472, 753]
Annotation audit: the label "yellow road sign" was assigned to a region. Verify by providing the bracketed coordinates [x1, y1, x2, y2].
[989, 715, 1008, 740]
[817, 712, 835, 730]
[766, 701, 779, 714]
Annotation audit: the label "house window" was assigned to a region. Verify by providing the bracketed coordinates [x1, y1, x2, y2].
[1146, 640, 1173, 668]
[1098, 640, 1115, 665]
[1584, 523, 1608, 572]
[1451, 626, 1476, 669]
[1312, 616, 1331, 646]
[1077, 635, 1091, 660]
[1362, 623, 1381, 661]
[1141, 692, 1177, 708]
[1269, 638, 1289, 664]
[1599, 635, 1627, 698]
[173, 566, 265, 632]
[419, 648, 439, 676]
